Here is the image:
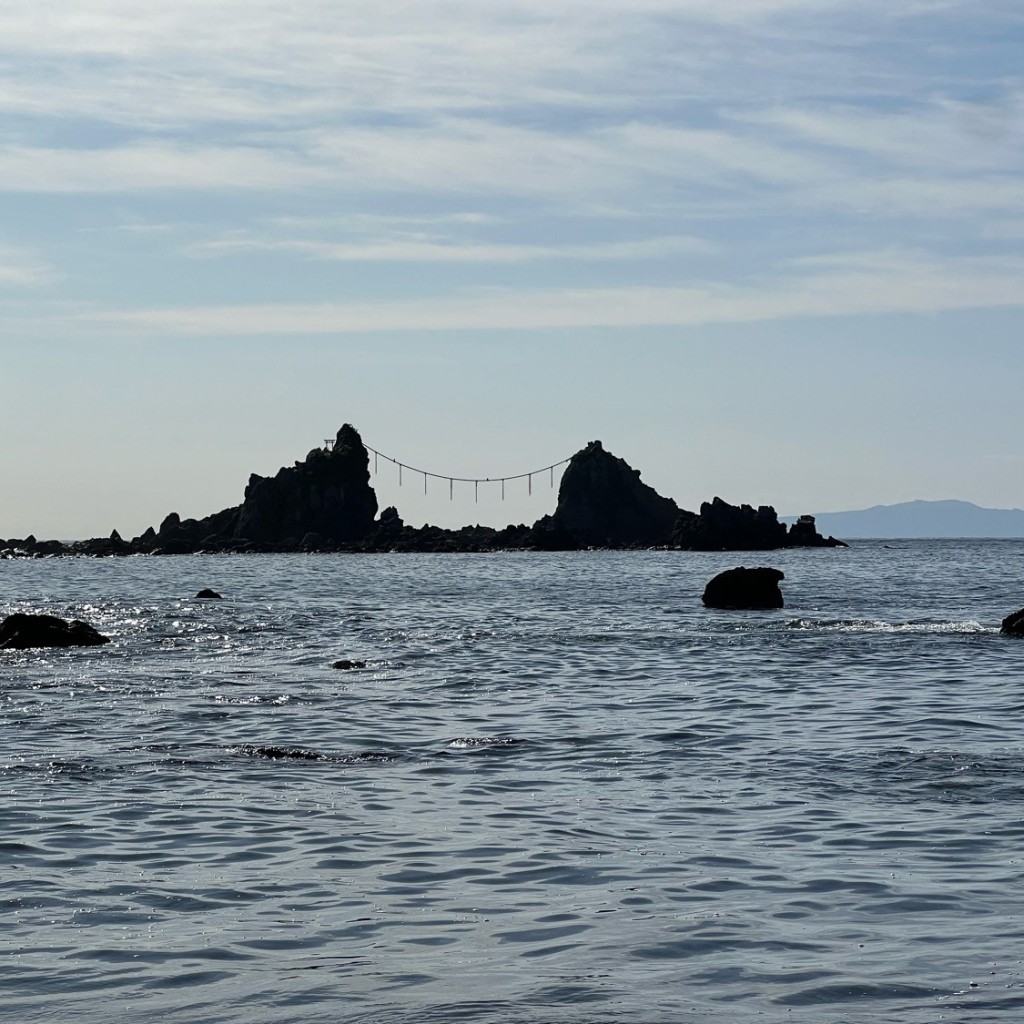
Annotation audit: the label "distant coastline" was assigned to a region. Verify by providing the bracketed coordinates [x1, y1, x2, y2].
[783, 499, 1024, 539]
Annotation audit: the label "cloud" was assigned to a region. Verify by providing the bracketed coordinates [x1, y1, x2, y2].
[183, 234, 713, 264]
[0, 0, 1018, 338]
[0, 244, 52, 286]
[752, 97, 1024, 174]
[0, 143, 330, 192]
[75, 250, 1024, 335]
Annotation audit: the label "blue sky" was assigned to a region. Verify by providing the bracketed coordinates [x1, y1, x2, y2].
[2, 1, 1023, 538]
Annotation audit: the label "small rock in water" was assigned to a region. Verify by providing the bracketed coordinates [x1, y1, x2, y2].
[195, 589, 224, 600]
[1000, 607, 1024, 635]
[237, 744, 323, 760]
[702, 567, 785, 609]
[332, 659, 366, 670]
[0, 613, 111, 650]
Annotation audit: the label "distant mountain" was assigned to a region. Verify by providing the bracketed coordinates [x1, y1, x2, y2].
[783, 500, 1024, 539]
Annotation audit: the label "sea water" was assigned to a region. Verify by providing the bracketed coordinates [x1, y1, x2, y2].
[2, 542, 1024, 1023]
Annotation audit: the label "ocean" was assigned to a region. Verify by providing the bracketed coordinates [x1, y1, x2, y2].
[3, 542, 1024, 1023]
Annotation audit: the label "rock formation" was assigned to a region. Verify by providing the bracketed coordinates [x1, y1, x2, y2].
[672, 499, 846, 550]
[673, 498, 788, 550]
[232, 423, 377, 544]
[788, 514, 846, 548]
[1000, 608, 1024, 636]
[0, 613, 111, 649]
[549, 440, 680, 547]
[4, 425, 849, 555]
[702, 567, 785, 609]
[132, 423, 378, 553]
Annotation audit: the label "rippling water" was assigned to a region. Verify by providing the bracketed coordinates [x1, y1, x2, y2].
[4, 542, 1024, 1023]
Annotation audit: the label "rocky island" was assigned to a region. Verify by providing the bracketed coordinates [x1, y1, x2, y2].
[1, 425, 845, 556]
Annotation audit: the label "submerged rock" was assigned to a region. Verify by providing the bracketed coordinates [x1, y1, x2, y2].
[550, 440, 679, 547]
[0, 613, 111, 649]
[236, 744, 324, 760]
[1000, 608, 1024, 636]
[195, 589, 223, 600]
[702, 567, 785, 609]
[332, 659, 367, 670]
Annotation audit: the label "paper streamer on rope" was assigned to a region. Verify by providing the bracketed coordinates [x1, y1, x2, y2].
[338, 441, 574, 501]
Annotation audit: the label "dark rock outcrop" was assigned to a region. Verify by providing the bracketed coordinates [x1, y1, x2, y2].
[702, 567, 785, 609]
[673, 499, 846, 550]
[788, 514, 846, 548]
[549, 440, 679, 547]
[673, 498, 787, 550]
[1001, 608, 1024, 636]
[128, 423, 378, 554]
[0, 613, 111, 649]
[233, 423, 377, 544]
[10, 424, 849, 555]
[332, 659, 367, 670]
[195, 589, 223, 600]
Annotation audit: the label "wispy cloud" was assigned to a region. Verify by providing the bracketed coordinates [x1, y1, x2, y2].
[75, 250, 1024, 335]
[0, 244, 52, 286]
[0, 143, 330, 192]
[184, 234, 713, 264]
[0, 0, 1019, 333]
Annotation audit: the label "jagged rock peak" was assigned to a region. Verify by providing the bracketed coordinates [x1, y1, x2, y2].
[233, 424, 377, 543]
[550, 440, 679, 547]
[335, 423, 365, 454]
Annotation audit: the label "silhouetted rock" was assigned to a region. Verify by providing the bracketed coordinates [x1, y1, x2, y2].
[363, 506, 405, 548]
[549, 440, 679, 547]
[1000, 608, 1024, 636]
[133, 424, 379, 554]
[232, 424, 377, 544]
[195, 589, 223, 600]
[672, 499, 844, 550]
[520, 514, 579, 551]
[673, 497, 788, 550]
[702, 567, 785, 609]
[0, 613, 111, 649]
[787, 514, 847, 548]
[332, 659, 366, 670]
[18, 423, 849, 555]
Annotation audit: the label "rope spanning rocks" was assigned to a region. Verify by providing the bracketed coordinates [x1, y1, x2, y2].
[2, 424, 846, 556]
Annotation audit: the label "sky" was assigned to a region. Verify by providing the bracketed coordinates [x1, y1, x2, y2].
[1, 1, 1023, 539]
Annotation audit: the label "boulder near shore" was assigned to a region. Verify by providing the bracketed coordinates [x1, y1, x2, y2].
[0, 613, 110, 650]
